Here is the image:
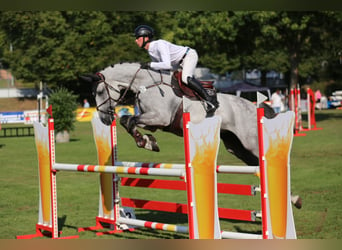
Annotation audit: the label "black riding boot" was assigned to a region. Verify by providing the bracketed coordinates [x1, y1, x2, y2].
[187, 76, 219, 115]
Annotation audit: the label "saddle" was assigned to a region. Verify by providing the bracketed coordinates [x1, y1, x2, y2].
[172, 71, 216, 99]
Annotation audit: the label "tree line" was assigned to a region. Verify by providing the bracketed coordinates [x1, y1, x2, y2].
[0, 11, 341, 98]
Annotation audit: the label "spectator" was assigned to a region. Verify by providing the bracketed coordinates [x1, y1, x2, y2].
[315, 90, 322, 110]
[320, 95, 328, 109]
[83, 99, 90, 108]
[271, 89, 283, 113]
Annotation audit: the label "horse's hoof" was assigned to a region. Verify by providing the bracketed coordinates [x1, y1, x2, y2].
[205, 107, 217, 117]
[291, 195, 302, 209]
[152, 145, 160, 152]
[205, 112, 215, 118]
[143, 134, 160, 152]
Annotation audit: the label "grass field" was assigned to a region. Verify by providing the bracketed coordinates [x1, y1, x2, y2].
[0, 109, 341, 239]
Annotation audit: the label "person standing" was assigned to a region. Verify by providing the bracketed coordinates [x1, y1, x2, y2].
[134, 25, 219, 115]
[315, 89, 322, 110]
[271, 89, 283, 113]
[83, 99, 90, 108]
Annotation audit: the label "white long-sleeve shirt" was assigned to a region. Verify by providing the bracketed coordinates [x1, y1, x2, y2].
[148, 39, 189, 71]
[271, 91, 283, 108]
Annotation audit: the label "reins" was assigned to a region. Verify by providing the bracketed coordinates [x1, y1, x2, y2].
[143, 69, 173, 89]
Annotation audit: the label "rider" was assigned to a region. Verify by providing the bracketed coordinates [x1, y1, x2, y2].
[134, 24, 219, 115]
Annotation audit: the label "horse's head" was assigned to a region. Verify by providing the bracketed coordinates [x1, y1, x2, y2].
[78, 73, 117, 125]
[79, 63, 141, 125]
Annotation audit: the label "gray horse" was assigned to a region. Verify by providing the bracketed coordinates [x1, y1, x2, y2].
[80, 62, 276, 166]
[79, 62, 302, 208]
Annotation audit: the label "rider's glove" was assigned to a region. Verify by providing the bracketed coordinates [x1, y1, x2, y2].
[140, 62, 151, 69]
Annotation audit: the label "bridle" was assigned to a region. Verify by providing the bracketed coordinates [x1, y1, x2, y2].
[93, 72, 119, 116]
[93, 67, 172, 116]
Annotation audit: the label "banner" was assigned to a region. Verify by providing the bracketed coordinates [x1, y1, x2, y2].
[0, 111, 25, 124]
[76, 105, 135, 122]
[115, 105, 135, 117]
[91, 114, 115, 220]
[76, 107, 97, 122]
[188, 115, 222, 239]
[33, 121, 52, 228]
[24, 110, 47, 124]
[263, 111, 296, 239]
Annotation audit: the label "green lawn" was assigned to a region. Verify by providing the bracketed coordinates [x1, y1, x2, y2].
[0, 109, 341, 239]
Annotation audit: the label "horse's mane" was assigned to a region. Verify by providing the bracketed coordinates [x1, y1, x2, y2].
[101, 62, 172, 80]
[100, 62, 140, 71]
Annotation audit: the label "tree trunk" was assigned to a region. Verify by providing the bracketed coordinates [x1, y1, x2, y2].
[290, 50, 299, 90]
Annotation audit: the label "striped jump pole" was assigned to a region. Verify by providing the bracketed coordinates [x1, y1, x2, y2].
[53, 163, 185, 177]
[290, 86, 306, 136]
[290, 86, 322, 134]
[296, 85, 304, 133]
[301, 87, 323, 132]
[114, 160, 260, 174]
[117, 217, 189, 234]
[257, 107, 268, 239]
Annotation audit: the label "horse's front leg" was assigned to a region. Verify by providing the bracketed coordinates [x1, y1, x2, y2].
[120, 115, 160, 152]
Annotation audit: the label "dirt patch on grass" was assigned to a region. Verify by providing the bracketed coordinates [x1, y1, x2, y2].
[315, 208, 328, 233]
[0, 98, 38, 112]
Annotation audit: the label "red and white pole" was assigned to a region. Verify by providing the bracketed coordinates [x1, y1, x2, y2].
[257, 108, 269, 239]
[48, 118, 58, 239]
[182, 112, 195, 239]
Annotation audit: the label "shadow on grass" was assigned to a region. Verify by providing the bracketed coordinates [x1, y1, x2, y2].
[110, 227, 188, 239]
[315, 111, 342, 122]
[136, 210, 187, 223]
[121, 210, 261, 238]
[69, 138, 80, 142]
[220, 217, 262, 235]
[55, 207, 262, 238]
[58, 215, 68, 231]
[56, 213, 189, 239]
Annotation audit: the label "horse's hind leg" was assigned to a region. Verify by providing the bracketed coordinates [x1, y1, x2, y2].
[120, 115, 160, 152]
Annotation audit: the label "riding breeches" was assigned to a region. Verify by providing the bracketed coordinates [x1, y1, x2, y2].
[181, 49, 198, 84]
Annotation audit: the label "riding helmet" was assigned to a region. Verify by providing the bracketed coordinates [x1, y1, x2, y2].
[134, 25, 154, 39]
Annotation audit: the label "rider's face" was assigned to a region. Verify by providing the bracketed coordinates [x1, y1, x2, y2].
[135, 37, 146, 49]
[135, 37, 142, 46]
